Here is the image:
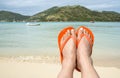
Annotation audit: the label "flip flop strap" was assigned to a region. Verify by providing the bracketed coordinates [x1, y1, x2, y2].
[60, 35, 76, 62]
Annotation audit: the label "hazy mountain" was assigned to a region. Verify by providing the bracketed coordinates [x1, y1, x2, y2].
[0, 11, 30, 22]
[0, 5, 120, 22]
[28, 5, 120, 22]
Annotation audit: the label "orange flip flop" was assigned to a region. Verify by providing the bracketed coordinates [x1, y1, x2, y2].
[76, 26, 94, 49]
[58, 26, 76, 63]
[76, 26, 94, 71]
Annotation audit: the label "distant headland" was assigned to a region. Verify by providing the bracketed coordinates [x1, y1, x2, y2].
[0, 5, 120, 22]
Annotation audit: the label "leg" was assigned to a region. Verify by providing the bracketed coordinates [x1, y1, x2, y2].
[77, 28, 100, 78]
[57, 29, 76, 78]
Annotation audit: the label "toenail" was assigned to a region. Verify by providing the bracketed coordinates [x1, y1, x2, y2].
[80, 27, 83, 30]
[67, 30, 70, 33]
[71, 29, 74, 32]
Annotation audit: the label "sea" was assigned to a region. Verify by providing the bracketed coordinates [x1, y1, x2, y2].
[0, 22, 120, 67]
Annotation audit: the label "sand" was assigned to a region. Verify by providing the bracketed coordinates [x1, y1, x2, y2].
[0, 56, 120, 78]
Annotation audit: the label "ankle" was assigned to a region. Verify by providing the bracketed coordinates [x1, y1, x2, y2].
[62, 59, 75, 71]
[77, 55, 93, 69]
[77, 48, 93, 71]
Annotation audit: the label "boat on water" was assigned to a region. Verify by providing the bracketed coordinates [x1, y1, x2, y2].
[90, 20, 95, 23]
[26, 23, 40, 26]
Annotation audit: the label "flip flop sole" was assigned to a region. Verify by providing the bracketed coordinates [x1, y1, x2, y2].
[76, 26, 94, 72]
[77, 26, 94, 48]
[58, 26, 76, 62]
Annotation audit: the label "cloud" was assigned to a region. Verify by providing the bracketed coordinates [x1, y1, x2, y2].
[86, 4, 119, 9]
[84, 1, 120, 13]
[2, 0, 42, 7]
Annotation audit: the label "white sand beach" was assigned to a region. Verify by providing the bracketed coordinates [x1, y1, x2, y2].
[0, 56, 120, 78]
[0, 22, 120, 78]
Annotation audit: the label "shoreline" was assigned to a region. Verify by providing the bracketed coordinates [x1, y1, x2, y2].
[0, 57, 120, 78]
[0, 55, 120, 69]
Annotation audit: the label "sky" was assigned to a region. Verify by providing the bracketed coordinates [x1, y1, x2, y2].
[0, 0, 120, 16]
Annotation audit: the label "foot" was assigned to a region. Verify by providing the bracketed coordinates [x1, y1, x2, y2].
[77, 27, 93, 71]
[61, 29, 76, 71]
[77, 27, 99, 78]
[57, 29, 76, 78]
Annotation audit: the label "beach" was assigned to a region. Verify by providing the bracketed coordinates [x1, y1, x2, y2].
[0, 56, 120, 78]
[0, 0, 120, 77]
[0, 22, 120, 78]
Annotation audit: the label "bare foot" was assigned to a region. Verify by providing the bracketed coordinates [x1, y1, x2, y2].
[77, 28, 93, 70]
[77, 27, 99, 78]
[58, 29, 76, 78]
[61, 29, 76, 70]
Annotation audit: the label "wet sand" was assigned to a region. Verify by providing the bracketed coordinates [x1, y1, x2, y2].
[0, 56, 120, 78]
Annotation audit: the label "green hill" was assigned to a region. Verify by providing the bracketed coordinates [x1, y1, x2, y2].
[28, 5, 120, 22]
[0, 11, 30, 22]
[0, 5, 120, 22]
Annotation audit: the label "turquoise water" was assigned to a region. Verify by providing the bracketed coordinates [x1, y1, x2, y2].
[0, 22, 120, 58]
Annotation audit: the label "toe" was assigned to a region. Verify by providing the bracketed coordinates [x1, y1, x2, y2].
[84, 29, 92, 43]
[83, 29, 86, 34]
[78, 27, 83, 39]
[67, 30, 70, 36]
[71, 29, 76, 37]
[61, 29, 71, 46]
